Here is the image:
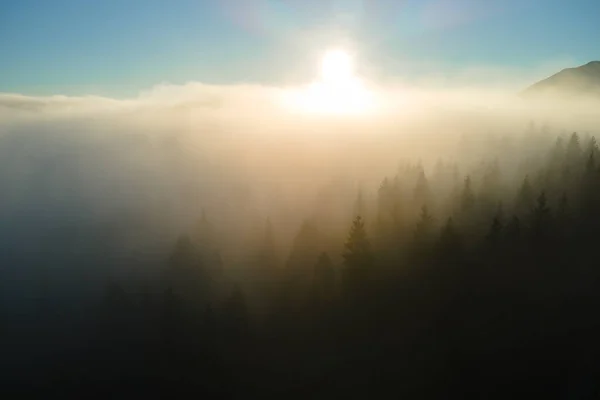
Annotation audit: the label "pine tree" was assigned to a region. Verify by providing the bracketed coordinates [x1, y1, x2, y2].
[414, 205, 434, 244]
[461, 175, 475, 212]
[516, 175, 534, 215]
[486, 212, 503, 248]
[438, 217, 463, 258]
[585, 151, 595, 178]
[342, 216, 373, 296]
[587, 136, 598, 159]
[531, 191, 551, 245]
[567, 132, 582, 165]
[570, 131, 580, 145]
[413, 168, 431, 209]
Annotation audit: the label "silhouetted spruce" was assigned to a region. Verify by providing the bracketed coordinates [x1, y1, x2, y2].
[461, 175, 475, 213]
[530, 191, 552, 245]
[437, 217, 463, 258]
[342, 216, 373, 297]
[486, 212, 503, 248]
[516, 175, 534, 215]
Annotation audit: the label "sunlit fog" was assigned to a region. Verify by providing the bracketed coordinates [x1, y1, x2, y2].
[2, 0, 600, 397]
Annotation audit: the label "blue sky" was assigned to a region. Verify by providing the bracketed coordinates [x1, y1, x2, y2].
[0, 0, 598, 96]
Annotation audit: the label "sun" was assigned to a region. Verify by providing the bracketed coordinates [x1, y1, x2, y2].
[282, 48, 376, 116]
[320, 49, 354, 86]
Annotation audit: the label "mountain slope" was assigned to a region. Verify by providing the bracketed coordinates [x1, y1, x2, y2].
[522, 61, 600, 98]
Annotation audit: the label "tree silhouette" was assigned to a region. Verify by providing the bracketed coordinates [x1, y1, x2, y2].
[516, 175, 534, 215]
[566, 132, 582, 166]
[437, 217, 463, 260]
[32, 127, 600, 397]
[413, 167, 431, 209]
[584, 151, 596, 184]
[530, 191, 551, 246]
[414, 205, 434, 247]
[486, 212, 503, 249]
[461, 175, 475, 213]
[342, 215, 373, 298]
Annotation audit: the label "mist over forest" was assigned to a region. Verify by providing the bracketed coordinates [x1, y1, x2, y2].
[2, 79, 600, 397]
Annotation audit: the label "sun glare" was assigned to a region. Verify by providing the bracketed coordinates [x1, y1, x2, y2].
[283, 48, 377, 116]
[320, 49, 354, 85]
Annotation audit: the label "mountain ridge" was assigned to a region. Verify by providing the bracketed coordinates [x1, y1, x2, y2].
[522, 61, 600, 98]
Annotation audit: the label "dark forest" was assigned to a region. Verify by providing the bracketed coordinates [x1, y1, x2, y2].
[2, 125, 599, 398]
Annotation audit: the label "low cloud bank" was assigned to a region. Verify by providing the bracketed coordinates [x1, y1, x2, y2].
[0, 76, 598, 296]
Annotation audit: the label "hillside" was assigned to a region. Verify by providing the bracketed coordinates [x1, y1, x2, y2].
[522, 61, 600, 98]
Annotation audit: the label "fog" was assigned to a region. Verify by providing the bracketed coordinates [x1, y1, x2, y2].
[0, 78, 597, 304]
[2, 75, 600, 395]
